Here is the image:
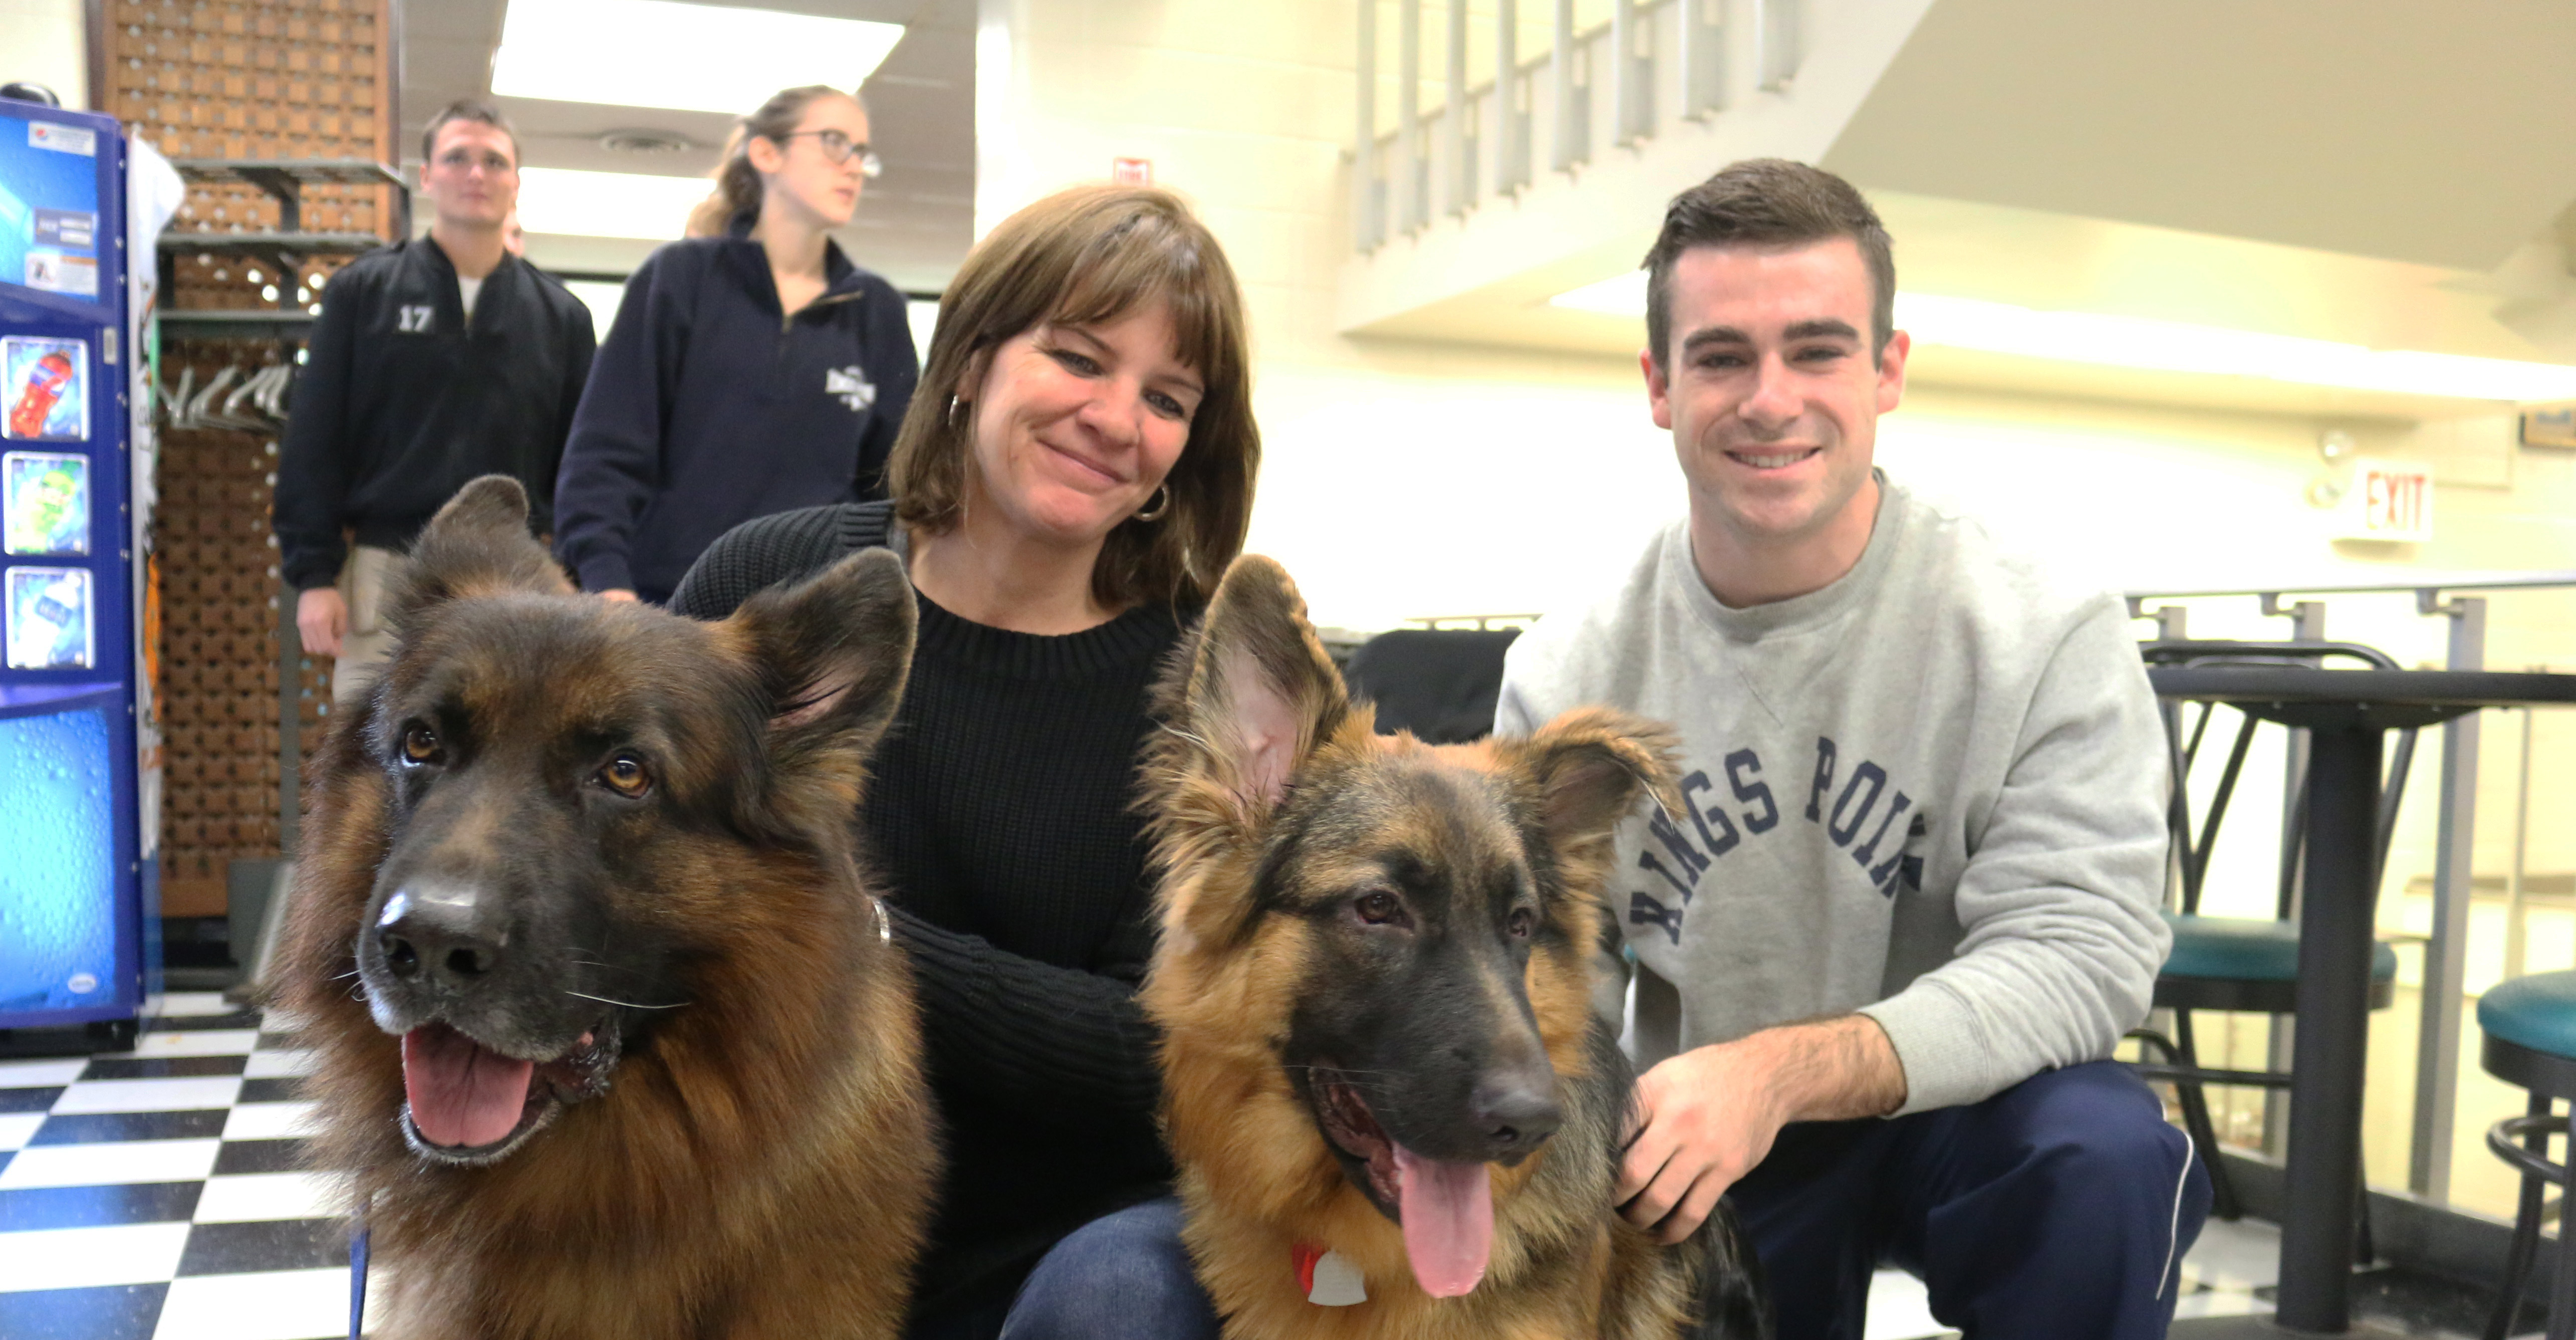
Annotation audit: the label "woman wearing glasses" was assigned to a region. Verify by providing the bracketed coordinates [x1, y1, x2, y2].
[552, 84, 917, 604]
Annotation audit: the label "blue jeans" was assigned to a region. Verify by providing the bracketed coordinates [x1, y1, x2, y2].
[999, 1197, 1221, 1340]
[998, 1061, 2206, 1340]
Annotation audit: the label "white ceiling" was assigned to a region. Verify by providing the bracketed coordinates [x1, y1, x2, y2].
[1822, 0, 2576, 276]
[399, 0, 974, 294]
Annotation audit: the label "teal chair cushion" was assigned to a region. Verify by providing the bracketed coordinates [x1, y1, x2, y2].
[2479, 970, 2576, 1061]
[2161, 912, 2399, 984]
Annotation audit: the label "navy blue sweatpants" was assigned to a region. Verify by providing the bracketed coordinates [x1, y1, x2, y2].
[1729, 1059, 2211, 1340]
[1001, 1061, 2208, 1339]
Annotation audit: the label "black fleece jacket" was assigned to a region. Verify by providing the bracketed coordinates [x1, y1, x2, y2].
[550, 219, 917, 603]
[274, 238, 595, 590]
[671, 502, 1179, 1321]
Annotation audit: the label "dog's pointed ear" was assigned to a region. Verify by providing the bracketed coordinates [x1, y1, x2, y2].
[1163, 554, 1347, 818]
[1501, 707, 1682, 858]
[725, 547, 916, 765]
[384, 476, 572, 629]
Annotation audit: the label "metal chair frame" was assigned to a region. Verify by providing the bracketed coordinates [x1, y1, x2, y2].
[2130, 639, 2415, 1230]
[2481, 1033, 2576, 1340]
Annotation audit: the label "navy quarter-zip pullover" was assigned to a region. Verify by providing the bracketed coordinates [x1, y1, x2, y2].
[550, 217, 918, 602]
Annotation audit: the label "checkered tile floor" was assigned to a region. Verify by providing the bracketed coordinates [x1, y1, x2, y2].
[0, 994, 2314, 1340]
[1, 993, 354, 1340]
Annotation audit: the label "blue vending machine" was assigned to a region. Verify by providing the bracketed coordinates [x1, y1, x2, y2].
[0, 99, 143, 1050]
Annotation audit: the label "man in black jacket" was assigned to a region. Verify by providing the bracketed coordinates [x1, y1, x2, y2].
[274, 99, 594, 700]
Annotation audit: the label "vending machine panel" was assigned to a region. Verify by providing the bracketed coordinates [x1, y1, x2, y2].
[0, 99, 141, 1040]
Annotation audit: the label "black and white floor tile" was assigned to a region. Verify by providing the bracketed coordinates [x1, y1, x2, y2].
[1, 993, 349, 1340]
[0, 995, 2467, 1339]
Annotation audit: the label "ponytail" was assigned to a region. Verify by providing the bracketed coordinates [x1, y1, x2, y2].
[686, 126, 764, 236]
[684, 84, 862, 238]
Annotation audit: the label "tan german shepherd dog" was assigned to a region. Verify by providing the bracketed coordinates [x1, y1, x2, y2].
[273, 478, 936, 1338]
[1142, 555, 1769, 1339]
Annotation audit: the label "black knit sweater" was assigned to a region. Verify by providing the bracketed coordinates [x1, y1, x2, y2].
[670, 502, 1180, 1321]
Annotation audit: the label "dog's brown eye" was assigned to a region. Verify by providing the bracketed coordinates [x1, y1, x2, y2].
[1355, 891, 1402, 925]
[1507, 908, 1536, 939]
[401, 725, 441, 765]
[599, 754, 652, 799]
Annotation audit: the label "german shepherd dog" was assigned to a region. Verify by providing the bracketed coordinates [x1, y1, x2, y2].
[272, 478, 937, 1338]
[1141, 556, 1768, 1340]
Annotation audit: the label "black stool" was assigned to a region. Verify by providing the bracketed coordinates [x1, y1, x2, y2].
[2479, 970, 2576, 1340]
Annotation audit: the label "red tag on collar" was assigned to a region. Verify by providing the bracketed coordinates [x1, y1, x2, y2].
[1292, 1241, 1367, 1305]
[1292, 1242, 1325, 1297]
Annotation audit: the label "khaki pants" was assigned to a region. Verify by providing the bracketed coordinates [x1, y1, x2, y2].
[331, 544, 397, 705]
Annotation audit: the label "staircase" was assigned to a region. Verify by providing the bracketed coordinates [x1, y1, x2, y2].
[1342, 0, 1937, 343]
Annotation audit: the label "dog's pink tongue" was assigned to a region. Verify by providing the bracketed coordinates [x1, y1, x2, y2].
[1392, 1145, 1493, 1297]
[401, 1026, 533, 1149]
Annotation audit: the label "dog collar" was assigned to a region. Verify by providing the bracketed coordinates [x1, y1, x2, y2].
[1292, 1242, 1366, 1306]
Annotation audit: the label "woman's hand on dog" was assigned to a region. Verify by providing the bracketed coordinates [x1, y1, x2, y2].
[1617, 1014, 1907, 1244]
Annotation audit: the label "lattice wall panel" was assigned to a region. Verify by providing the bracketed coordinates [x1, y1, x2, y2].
[108, 0, 393, 237]
[165, 249, 353, 311]
[106, 0, 394, 919]
[154, 416, 283, 900]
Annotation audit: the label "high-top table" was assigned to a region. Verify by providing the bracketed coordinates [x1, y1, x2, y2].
[2150, 666, 2576, 1335]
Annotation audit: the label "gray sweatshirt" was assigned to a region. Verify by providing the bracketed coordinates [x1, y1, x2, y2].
[1494, 478, 2170, 1115]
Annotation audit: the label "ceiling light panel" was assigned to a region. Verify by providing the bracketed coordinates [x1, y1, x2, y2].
[514, 167, 711, 241]
[492, 0, 905, 117]
[1547, 273, 2576, 403]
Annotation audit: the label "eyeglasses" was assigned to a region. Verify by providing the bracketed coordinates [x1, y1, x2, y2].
[775, 129, 883, 179]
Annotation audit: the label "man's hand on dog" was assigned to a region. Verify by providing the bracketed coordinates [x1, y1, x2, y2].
[297, 587, 347, 657]
[1618, 1014, 1908, 1243]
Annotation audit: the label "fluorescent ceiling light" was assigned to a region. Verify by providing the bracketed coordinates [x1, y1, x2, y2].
[491, 0, 905, 116]
[515, 167, 710, 241]
[1548, 272, 2576, 403]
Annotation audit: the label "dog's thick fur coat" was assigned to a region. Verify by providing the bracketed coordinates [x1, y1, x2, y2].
[1141, 555, 1768, 1339]
[273, 478, 937, 1339]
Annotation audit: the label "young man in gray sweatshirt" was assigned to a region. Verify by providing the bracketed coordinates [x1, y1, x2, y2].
[1496, 159, 2208, 1338]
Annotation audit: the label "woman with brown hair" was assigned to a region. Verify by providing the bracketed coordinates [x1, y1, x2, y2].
[672, 183, 1257, 1340]
[552, 84, 915, 605]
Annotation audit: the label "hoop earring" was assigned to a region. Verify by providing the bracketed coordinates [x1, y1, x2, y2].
[1131, 484, 1170, 523]
[946, 395, 968, 430]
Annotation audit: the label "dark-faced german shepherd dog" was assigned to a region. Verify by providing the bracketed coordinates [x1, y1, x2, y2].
[1142, 556, 1768, 1340]
[272, 478, 937, 1339]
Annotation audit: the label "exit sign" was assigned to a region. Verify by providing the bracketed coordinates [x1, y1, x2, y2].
[2332, 460, 2433, 542]
[1112, 157, 1152, 185]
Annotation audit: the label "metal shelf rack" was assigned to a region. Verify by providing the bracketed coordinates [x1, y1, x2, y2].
[156, 158, 408, 336]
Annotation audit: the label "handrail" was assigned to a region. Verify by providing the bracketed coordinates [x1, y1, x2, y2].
[2129, 571, 2576, 603]
[1354, 0, 1797, 250]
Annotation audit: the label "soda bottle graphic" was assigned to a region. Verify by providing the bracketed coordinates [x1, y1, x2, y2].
[9, 352, 75, 439]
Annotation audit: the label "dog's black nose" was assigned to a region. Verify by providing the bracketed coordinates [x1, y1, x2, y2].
[375, 882, 504, 988]
[1471, 1072, 1562, 1158]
